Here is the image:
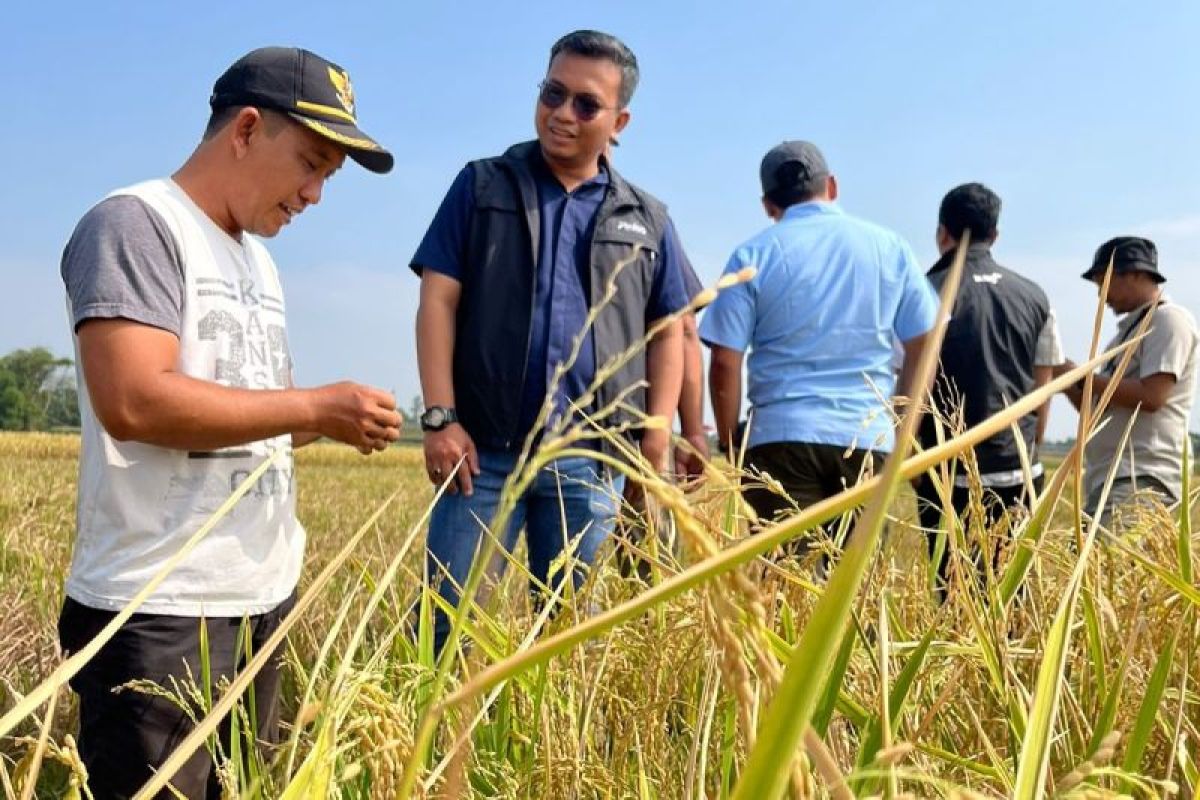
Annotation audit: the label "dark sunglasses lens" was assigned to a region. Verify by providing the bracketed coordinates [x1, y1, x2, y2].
[539, 83, 568, 109]
[572, 96, 603, 121]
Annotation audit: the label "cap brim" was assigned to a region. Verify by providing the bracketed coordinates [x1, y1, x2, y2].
[288, 113, 394, 174]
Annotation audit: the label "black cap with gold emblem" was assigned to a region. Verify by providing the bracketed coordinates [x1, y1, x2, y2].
[210, 47, 394, 174]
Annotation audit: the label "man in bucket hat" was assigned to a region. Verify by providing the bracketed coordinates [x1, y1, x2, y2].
[1054, 236, 1198, 524]
[57, 47, 399, 797]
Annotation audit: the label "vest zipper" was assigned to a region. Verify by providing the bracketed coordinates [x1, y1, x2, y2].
[510, 276, 537, 450]
[510, 167, 541, 450]
[586, 194, 614, 416]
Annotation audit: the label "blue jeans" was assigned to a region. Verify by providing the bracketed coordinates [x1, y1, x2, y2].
[425, 449, 624, 652]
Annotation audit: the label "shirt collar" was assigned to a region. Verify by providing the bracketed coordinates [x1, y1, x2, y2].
[1118, 293, 1169, 332]
[928, 242, 994, 276]
[781, 200, 843, 221]
[531, 148, 609, 192]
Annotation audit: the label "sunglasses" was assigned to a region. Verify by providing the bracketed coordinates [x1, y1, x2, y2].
[537, 80, 614, 122]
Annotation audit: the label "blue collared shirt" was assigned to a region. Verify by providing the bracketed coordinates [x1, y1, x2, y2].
[699, 201, 938, 453]
[412, 157, 694, 444]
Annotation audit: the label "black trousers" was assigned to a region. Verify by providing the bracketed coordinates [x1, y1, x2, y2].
[743, 441, 880, 555]
[57, 594, 294, 800]
[915, 473, 1044, 598]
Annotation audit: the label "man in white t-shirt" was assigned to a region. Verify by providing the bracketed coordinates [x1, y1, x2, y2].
[1054, 236, 1198, 527]
[57, 47, 400, 798]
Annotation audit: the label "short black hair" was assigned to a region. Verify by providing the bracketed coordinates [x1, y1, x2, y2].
[939, 183, 1001, 242]
[764, 161, 824, 209]
[203, 106, 286, 141]
[549, 30, 639, 108]
[203, 105, 242, 140]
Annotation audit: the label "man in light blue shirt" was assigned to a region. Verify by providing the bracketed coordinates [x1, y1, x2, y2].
[700, 141, 939, 529]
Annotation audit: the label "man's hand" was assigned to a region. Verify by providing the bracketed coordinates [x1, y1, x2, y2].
[310, 382, 403, 454]
[1052, 359, 1078, 380]
[674, 430, 710, 481]
[76, 318, 402, 453]
[424, 423, 480, 495]
[640, 427, 671, 474]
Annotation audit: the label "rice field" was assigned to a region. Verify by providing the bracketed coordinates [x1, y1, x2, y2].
[0, 419, 1197, 798]
[0, 257, 1194, 799]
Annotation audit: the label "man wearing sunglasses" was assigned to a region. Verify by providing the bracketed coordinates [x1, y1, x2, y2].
[411, 30, 692, 652]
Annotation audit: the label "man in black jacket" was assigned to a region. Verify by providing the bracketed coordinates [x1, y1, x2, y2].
[916, 183, 1064, 598]
[411, 30, 690, 651]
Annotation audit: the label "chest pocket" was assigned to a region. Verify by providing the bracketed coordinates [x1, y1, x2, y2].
[591, 221, 659, 305]
[472, 168, 546, 297]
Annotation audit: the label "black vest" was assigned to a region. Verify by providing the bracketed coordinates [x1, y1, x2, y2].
[453, 141, 670, 451]
[920, 245, 1051, 473]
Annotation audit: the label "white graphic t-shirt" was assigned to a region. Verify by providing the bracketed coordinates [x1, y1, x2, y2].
[61, 178, 305, 616]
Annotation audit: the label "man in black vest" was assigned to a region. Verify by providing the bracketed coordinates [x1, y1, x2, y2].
[411, 30, 690, 651]
[916, 183, 1063, 599]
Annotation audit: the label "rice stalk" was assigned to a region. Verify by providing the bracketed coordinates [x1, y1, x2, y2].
[132, 483, 406, 798]
[1010, 408, 1139, 799]
[435, 337, 1136, 724]
[0, 448, 285, 740]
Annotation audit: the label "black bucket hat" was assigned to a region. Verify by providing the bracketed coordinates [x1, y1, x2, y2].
[1082, 236, 1164, 283]
[210, 47, 393, 174]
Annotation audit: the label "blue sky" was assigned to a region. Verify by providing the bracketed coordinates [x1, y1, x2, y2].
[3, 1, 1198, 438]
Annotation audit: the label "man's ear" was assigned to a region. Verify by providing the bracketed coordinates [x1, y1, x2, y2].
[826, 174, 838, 201]
[935, 224, 956, 254]
[229, 107, 265, 160]
[612, 108, 631, 137]
[761, 196, 781, 221]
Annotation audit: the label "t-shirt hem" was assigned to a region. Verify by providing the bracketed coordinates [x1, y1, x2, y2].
[73, 303, 181, 337]
[894, 317, 937, 344]
[698, 331, 749, 352]
[1138, 359, 1184, 380]
[748, 430, 894, 454]
[65, 584, 297, 618]
[409, 261, 462, 281]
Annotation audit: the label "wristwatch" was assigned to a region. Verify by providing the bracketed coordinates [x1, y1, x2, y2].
[420, 406, 458, 432]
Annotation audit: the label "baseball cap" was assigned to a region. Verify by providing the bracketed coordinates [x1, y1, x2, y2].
[1082, 236, 1164, 283]
[210, 47, 393, 174]
[760, 141, 829, 195]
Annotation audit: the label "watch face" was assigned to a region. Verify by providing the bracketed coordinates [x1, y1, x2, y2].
[424, 407, 446, 428]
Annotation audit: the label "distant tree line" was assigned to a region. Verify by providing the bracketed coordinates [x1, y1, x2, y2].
[0, 347, 80, 431]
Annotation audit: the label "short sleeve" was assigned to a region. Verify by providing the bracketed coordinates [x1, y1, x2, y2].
[892, 239, 940, 342]
[698, 245, 760, 352]
[409, 165, 475, 280]
[677, 236, 705, 305]
[61, 195, 184, 336]
[1139, 306, 1197, 380]
[1034, 307, 1066, 367]
[645, 218, 692, 322]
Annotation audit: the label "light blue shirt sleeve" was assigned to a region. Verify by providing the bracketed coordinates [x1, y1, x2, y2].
[698, 246, 758, 352]
[892, 239, 940, 342]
